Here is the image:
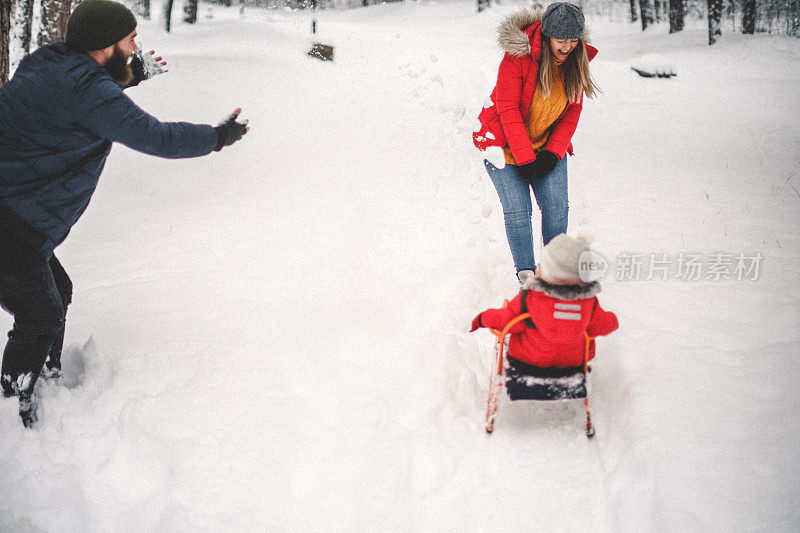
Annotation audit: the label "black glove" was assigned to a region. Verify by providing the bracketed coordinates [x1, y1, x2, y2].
[128, 52, 146, 87]
[518, 150, 558, 184]
[214, 110, 248, 151]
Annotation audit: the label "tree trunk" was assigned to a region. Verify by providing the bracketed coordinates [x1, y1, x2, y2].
[8, 0, 34, 76]
[19, 0, 34, 53]
[792, 0, 800, 36]
[38, 0, 71, 47]
[669, 0, 684, 32]
[164, 0, 174, 32]
[183, 0, 197, 23]
[630, 0, 639, 22]
[639, 0, 654, 29]
[141, 0, 151, 20]
[1, 0, 11, 85]
[707, 0, 722, 43]
[742, 0, 756, 33]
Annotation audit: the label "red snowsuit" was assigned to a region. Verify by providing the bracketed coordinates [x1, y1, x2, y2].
[474, 279, 618, 368]
[472, 12, 598, 165]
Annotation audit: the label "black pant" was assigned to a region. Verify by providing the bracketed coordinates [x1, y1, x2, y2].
[0, 249, 71, 397]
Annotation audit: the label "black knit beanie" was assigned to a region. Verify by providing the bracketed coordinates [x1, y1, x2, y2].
[541, 2, 585, 40]
[65, 0, 137, 52]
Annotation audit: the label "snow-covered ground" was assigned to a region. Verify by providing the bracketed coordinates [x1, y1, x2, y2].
[2, 1, 799, 530]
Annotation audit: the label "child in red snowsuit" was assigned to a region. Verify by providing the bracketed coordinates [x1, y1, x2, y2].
[471, 234, 618, 371]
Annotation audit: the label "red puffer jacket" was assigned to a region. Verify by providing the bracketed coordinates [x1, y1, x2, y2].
[472, 9, 598, 165]
[474, 279, 618, 368]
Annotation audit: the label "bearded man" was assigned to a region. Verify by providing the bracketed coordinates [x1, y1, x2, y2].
[0, 0, 248, 427]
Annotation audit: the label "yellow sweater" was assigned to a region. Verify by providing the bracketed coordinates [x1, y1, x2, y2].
[504, 62, 568, 165]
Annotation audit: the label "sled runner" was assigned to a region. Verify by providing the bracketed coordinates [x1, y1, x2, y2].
[485, 304, 596, 438]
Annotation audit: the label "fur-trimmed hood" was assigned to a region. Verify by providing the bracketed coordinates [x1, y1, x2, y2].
[522, 277, 602, 300]
[497, 8, 592, 58]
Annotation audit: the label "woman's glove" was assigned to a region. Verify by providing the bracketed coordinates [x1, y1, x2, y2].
[518, 150, 558, 183]
[215, 109, 249, 151]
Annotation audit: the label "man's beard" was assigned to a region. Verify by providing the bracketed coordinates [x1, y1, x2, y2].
[105, 46, 133, 86]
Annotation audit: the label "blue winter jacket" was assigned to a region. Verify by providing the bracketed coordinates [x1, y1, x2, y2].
[0, 42, 219, 259]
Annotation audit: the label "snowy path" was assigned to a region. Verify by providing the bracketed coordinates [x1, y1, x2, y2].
[2, 2, 799, 531]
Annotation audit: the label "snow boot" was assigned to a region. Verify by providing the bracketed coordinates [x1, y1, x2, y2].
[4, 373, 39, 427]
[18, 389, 39, 428]
[40, 360, 62, 380]
[40, 322, 65, 380]
[1, 377, 14, 398]
[40, 367, 62, 380]
[517, 269, 535, 287]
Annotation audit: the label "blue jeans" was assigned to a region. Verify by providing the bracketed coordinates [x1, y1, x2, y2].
[484, 156, 568, 272]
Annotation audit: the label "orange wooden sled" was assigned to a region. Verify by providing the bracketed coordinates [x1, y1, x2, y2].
[485, 306, 596, 438]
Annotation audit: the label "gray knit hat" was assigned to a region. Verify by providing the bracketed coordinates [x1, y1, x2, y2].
[538, 233, 592, 285]
[66, 0, 137, 52]
[541, 2, 585, 40]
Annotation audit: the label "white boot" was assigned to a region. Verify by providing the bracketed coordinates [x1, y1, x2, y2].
[517, 269, 535, 287]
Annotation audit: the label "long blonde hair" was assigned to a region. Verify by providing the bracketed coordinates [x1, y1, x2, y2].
[536, 36, 599, 103]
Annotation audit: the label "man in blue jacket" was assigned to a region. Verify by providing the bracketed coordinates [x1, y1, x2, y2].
[0, 0, 249, 427]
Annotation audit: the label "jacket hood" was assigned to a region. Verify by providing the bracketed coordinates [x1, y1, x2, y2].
[523, 277, 602, 300]
[497, 8, 594, 58]
[497, 8, 543, 57]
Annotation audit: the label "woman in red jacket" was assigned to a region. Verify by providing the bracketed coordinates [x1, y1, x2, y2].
[470, 234, 618, 371]
[473, 3, 598, 285]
